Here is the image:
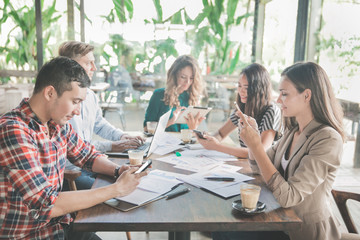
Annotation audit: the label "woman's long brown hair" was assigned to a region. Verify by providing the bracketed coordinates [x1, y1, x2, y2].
[236, 63, 272, 124]
[281, 62, 344, 140]
[164, 55, 204, 107]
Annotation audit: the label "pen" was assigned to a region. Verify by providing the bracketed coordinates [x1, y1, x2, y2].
[166, 187, 190, 200]
[204, 177, 235, 181]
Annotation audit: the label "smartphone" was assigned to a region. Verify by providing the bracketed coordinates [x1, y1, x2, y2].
[135, 159, 152, 173]
[234, 101, 242, 112]
[193, 129, 205, 139]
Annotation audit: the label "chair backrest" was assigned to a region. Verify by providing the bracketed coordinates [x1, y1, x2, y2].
[332, 189, 360, 234]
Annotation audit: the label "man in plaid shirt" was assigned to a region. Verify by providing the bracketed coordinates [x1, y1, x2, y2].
[0, 57, 147, 239]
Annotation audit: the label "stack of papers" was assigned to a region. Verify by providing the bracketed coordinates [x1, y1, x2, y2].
[177, 165, 254, 198]
[152, 132, 183, 155]
[156, 149, 238, 172]
[116, 169, 184, 205]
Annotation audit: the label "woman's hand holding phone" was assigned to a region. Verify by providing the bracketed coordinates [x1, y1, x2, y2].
[234, 101, 258, 133]
[236, 106, 261, 149]
[193, 129, 205, 139]
[194, 130, 221, 151]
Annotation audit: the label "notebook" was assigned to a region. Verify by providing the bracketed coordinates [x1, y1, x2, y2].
[105, 110, 171, 158]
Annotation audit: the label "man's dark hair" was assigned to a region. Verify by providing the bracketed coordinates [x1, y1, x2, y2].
[33, 56, 90, 97]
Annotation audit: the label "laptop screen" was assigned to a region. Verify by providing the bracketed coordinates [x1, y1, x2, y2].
[145, 110, 171, 158]
[105, 110, 171, 158]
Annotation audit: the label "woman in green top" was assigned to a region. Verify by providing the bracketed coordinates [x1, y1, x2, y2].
[144, 55, 205, 132]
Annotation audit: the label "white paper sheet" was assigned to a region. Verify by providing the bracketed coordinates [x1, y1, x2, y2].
[207, 182, 247, 198]
[116, 169, 183, 205]
[152, 144, 184, 155]
[117, 188, 163, 205]
[179, 149, 238, 161]
[152, 132, 184, 155]
[177, 168, 254, 198]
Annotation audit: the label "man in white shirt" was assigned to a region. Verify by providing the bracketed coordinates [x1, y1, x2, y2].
[59, 41, 144, 190]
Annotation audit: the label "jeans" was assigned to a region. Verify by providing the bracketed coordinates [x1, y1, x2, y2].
[63, 169, 97, 191]
[212, 231, 290, 240]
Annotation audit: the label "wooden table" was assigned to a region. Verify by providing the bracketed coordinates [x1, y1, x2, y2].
[73, 156, 302, 240]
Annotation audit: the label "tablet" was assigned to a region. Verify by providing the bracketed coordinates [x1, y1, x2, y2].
[104, 194, 165, 212]
[175, 106, 212, 124]
[103, 184, 189, 212]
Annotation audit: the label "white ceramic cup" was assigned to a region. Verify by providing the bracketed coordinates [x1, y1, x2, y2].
[128, 150, 144, 166]
[240, 184, 261, 211]
[180, 129, 192, 143]
[146, 121, 158, 134]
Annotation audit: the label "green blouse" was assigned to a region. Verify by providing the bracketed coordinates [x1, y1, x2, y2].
[144, 88, 189, 132]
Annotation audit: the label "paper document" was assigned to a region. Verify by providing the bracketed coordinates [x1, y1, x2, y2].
[152, 132, 183, 155]
[178, 168, 254, 198]
[156, 154, 219, 173]
[179, 149, 238, 161]
[116, 170, 183, 205]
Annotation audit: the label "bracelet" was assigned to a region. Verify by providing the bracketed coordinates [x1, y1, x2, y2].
[114, 166, 121, 179]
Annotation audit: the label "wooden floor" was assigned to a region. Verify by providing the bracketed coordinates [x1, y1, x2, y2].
[94, 103, 360, 239]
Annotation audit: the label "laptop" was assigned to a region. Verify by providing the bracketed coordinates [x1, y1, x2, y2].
[105, 110, 171, 158]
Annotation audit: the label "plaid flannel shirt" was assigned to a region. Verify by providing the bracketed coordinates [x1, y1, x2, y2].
[0, 98, 102, 239]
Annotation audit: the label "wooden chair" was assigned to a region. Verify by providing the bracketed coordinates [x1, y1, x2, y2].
[64, 169, 132, 240]
[331, 189, 360, 240]
[64, 169, 82, 191]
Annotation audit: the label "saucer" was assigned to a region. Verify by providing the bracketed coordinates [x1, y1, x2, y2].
[232, 200, 266, 215]
[180, 139, 196, 145]
[143, 131, 154, 137]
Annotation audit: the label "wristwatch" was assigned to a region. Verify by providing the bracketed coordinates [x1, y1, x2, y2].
[114, 166, 121, 179]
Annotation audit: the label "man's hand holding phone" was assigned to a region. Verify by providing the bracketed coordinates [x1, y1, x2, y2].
[135, 159, 152, 174]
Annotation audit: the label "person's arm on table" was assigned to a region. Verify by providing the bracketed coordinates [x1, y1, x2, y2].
[110, 137, 143, 152]
[51, 166, 147, 218]
[196, 119, 246, 157]
[55, 127, 147, 218]
[197, 135, 249, 158]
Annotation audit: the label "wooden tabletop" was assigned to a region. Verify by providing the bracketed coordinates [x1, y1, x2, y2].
[73, 156, 302, 233]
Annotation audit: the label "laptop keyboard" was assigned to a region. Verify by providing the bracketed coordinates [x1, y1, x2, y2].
[125, 142, 150, 153]
[137, 142, 150, 151]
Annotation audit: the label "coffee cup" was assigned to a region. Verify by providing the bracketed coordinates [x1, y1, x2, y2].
[128, 150, 144, 166]
[180, 129, 192, 143]
[146, 121, 158, 134]
[240, 184, 261, 211]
